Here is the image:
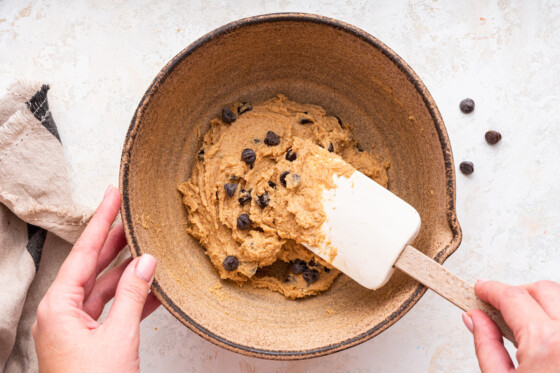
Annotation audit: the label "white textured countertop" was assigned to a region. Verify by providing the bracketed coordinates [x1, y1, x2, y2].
[2, 1, 559, 372]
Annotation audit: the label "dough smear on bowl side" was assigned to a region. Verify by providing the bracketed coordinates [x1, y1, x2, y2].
[178, 94, 389, 299]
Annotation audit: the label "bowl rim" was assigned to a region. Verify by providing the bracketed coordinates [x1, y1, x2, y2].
[120, 12, 463, 360]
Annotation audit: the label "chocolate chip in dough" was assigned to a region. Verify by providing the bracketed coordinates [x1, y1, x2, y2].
[238, 102, 252, 115]
[253, 138, 261, 143]
[223, 255, 239, 271]
[356, 143, 364, 152]
[237, 214, 251, 230]
[324, 266, 331, 273]
[328, 142, 334, 152]
[299, 118, 314, 125]
[460, 98, 475, 114]
[485, 130, 502, 145]
[224, 183, 237, 197]
[302, 269, 319, 284]
[460, 161, 474, 175]
[238, 189, 251, 205]
[257, 192, 270, 208]
[254, 227, 264, 232]
[286, 149, 297, 162]
[197, 149, 205, 161]
[241, 148, 256, 165]
[309, 260, 316, 267]
[268, 181, 276, 189]
[292, 259, 308, 275]
[264, 131, 280, 146]
[222, 108, 236, 123]
[280, 171, 290, 187]
[335, 115, 344, 129]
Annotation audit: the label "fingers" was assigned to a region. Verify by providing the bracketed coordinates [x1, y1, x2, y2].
[95, 223, 127, 276]
[141, 292, 161, 321]
[521, 281, 560, 319]
[82, 257, 132, 320]
[56, 186, 121, 288]
[105, 254, 157, 332]
[467, 310, 515, 373]
[475, 280, 549, 334]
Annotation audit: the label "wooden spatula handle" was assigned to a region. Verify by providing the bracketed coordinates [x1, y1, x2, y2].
[395, 245, 516, 346]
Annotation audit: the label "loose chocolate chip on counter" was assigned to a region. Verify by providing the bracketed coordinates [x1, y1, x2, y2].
[241, 148, 256, 165]
[302, 268, 319, 284]
[292, 259, 308, 274]
[237, 214, 251, 230]
[485, 130, 502, 145]
[224, 183, 237, 197]
[460, 161, 474, 175]
[324, 267, 331, 273]
[222, 108, 236, 123]
[268, 181, 276, 189]
[257, 192, 270, 208]
[223, 255, 239, 271]
[335, 115, 344, 129]
[299, 118, 314, 125]
[264, 131, 280, 146]
[459, 98, 475, 114]
[328, 142, 334, 152]
[238, 102, 252, 115]
[197, 149, 205, 161]
[238, 189, 251, 205]
[286, 149, 297, 162]
[280, 171, 290, 187]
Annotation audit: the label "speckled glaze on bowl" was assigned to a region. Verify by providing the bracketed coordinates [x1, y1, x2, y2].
[120, 13, 462, 360]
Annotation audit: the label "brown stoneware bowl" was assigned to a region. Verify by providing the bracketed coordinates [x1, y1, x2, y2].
[120, 13, 462, 359]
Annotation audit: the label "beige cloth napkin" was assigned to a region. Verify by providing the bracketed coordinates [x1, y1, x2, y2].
[0, 82, 93, 373]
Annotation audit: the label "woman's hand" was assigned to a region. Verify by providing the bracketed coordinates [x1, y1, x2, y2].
[463, 280, 560, 372]
[32, 186, 160, 373]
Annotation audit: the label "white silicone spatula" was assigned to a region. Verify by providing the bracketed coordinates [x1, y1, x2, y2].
[303, 155, 516, 345]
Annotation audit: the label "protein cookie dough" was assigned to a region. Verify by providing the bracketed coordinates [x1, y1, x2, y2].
[178, 95, 389, 299]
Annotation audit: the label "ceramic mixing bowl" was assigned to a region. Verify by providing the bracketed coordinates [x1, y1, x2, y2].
[120, 13, 462, 359]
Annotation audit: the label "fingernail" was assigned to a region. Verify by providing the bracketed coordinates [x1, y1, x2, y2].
[475, 279, 487, 287]
[462, 313, 474, 334]
[135, 254, 157, 284]
[104, 185, 114, 199]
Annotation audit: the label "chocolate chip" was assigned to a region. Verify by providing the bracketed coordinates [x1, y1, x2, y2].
[253, 138, 261, 143]
[264, 131, 280, 146]
[280, 171, 290, 187]
[324, 267, 331, 273]
[460, 161, 474, 175]
[485, 130, 502, 145]
[197, 149, 205, 161]
[254, 227, 264, 232]
[286, 149, 297, 162]
[224, 183, 237, 197]
[257, 192, 270, 208]
[268, 181, 276, 189]
[302, 269, 319, 284]
[292, 259, 308, 274]
[460, 98, 475, 114]
[335, 115, 344, 129]
[328, 142, 334, 152]
[238, 189, 251, 205]
[356, 143, 364, 152]
[223, 255, 239, 271]
[299, 118, 313, 125]
[237, 214, 251, 230]
[222, 108, 236, 123]
[309, 260, 316, 267]
[238, 102, 252, 115]
[241, 148, 256, 165]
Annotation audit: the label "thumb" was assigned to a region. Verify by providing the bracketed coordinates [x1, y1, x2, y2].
[467, 310, 515, 373]
[105, 254, 157, 332]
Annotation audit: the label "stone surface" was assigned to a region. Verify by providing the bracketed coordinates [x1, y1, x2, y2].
[1, 0, 559, 372]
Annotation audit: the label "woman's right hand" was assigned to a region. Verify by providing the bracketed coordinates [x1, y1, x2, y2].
[462, 280, 560, 372]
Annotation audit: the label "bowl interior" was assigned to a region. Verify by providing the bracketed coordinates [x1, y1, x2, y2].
[120, 14, 461, 359]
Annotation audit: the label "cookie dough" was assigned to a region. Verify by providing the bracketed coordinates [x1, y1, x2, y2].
[178, 95, 389, 299]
